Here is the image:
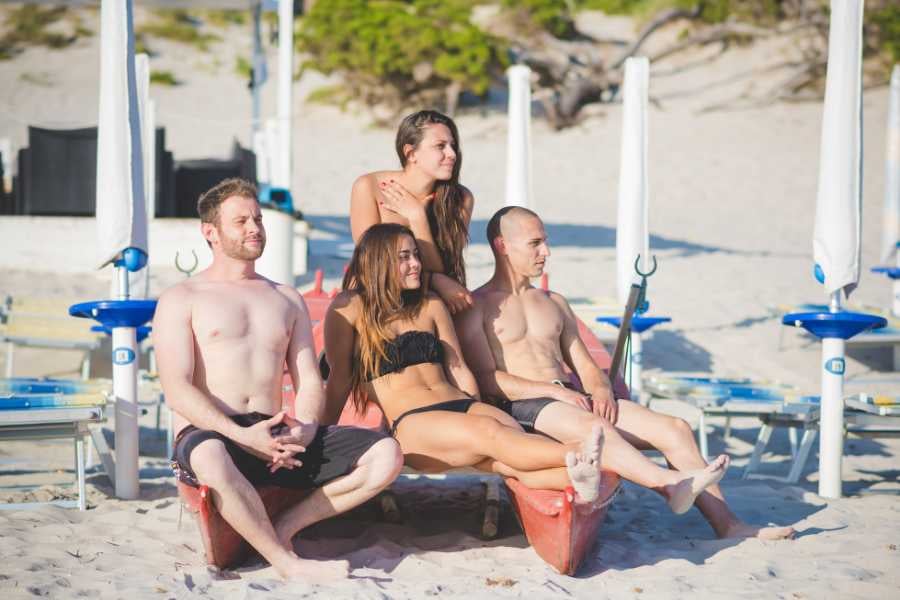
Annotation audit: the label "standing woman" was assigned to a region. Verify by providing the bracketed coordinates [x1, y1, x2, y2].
[350, 110, 473, 313]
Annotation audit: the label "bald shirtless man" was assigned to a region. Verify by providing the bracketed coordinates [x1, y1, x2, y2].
[457, 206, 795, 540]
[154, 179, 403, 581]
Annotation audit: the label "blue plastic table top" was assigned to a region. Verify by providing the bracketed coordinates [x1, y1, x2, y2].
[91, 324, 152, 343]
[69, 300, 157, 329]
[782, 311, 887, 340]
[596, 315, 671, 334]
[871, 266, 900, 280]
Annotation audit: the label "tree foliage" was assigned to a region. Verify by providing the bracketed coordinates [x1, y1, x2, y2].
[297, 0, 508, 119]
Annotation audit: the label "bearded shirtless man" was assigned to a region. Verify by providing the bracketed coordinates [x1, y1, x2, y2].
[457, 206, 795, 540]
[154, 179, 403, 581]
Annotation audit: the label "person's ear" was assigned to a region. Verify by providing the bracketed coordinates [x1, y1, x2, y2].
[201, 222, 217, 246]
[403, 143, 416, 163]
[493, 236, 507, 256]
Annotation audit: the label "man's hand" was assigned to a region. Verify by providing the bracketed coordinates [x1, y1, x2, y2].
[234, 412, 305, 469]
[591, 388, 619, 424]
[551, 386, 593, 412]
[432, 274, 473, 314]
[268, 414, 318, 472]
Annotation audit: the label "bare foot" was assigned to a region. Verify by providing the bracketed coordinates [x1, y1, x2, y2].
[273, 553, 350, 583]
[666, 454, 730, 515]
[566, 425, 604, 503]
[722, 522, 796, 541]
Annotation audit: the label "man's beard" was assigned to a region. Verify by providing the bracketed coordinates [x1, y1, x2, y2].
[219, 229, 265, 260]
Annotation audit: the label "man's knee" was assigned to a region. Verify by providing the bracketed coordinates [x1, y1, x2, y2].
[660, 415, 695, 450]
[188, 439, 235, 485]
[356, 437, 403, 490]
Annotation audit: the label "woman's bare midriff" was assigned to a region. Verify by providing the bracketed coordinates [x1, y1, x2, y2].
[364, 362, 470, 425]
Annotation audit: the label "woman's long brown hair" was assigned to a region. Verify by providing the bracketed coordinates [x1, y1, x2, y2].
[343, 223, 427, 411]
[395, 110, 469, 285]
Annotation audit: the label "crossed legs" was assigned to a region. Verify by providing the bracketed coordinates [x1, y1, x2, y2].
[189, 436, 403, 581]
[533, 399, 794, 539]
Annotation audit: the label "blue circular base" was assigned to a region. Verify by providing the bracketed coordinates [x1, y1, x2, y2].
[91, 324, 152, 343]
[871, 266, 900, 280]
[69, 300, 157, 328]
[782, 311, 887, 340]
[596, 315, 671, 334]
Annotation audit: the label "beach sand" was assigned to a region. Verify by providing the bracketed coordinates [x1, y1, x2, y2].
[1, 8, 899, 599]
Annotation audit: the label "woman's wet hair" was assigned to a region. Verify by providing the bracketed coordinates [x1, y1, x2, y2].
[342, 223, 427, 410]
[395, 110, 469, 285]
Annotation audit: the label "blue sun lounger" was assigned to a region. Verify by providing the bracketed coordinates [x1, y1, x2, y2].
[644, 375, 821, 482]
[0, 383, 108, 511]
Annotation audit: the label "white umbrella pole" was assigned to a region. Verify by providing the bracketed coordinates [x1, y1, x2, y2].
[819, 333, 845, 500]
[112, 325, 140, 500]
[276, 0, 293, 190]
[505, 65, 532, 208]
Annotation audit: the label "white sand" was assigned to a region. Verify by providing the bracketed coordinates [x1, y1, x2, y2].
[1, 8, 899, 599]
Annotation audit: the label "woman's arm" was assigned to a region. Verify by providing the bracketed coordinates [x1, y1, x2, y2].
[430, 296, 480, 398]
[322, 293, 359, 425]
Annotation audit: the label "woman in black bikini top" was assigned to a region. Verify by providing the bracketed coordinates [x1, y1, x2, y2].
[323, 224, 604, 499]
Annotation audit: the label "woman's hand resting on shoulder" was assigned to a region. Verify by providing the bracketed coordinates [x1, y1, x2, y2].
[431, 273, 473, 314]
[377, 179, 433, 222]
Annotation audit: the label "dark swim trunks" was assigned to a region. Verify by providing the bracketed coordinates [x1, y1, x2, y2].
[491, 379, 591, 432]
[171, 412, 386, 489]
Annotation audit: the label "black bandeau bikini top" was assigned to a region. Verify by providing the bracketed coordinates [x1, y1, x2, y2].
[370, 330, 443, 380]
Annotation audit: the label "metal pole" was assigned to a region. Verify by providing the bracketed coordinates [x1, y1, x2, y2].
[112, 326, 140, 499]
[819, 336, 845, 498]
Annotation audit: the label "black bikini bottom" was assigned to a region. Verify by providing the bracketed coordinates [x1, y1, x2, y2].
[390, 398, 475, 437]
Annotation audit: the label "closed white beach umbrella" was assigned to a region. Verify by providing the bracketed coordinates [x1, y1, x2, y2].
[813, 0, 863, 301]
[96, 0, 147, 272]
[882, 65, 900, 266]
[505, 64, 533, 208]
[784, 0, 885, 499]
[616, 57, 650, 306]
[73, 0, 151, 501]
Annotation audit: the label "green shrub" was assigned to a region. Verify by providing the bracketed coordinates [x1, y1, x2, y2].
[500, 0, 578, 39]
[150, 70, 178, 86]
[297, 0, 508, 115]
[0, 5, 87, 60]
[137, 10, 220, 52]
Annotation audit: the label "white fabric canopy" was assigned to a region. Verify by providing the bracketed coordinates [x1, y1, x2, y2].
[616, 57, 650, 306]
[95, 0, 147, 270]
[812, 0, 863, 299]
[882, 64, 900, 264]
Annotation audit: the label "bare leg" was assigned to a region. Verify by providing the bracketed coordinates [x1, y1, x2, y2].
[615, 400, 794, 538]
[189, 440, 350, 582]
[396, 404, 580, 472]
[272, 438, 403, 547]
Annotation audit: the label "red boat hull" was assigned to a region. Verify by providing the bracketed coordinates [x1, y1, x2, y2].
[176, 481, 309, 569]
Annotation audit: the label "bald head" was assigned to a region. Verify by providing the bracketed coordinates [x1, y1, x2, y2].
[486, 206, 542, 255]
[486, 206, 550, 279]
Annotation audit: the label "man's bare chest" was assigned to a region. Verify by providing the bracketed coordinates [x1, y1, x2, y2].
[487, 293, 563, 345]
[191, 291, 293, 347]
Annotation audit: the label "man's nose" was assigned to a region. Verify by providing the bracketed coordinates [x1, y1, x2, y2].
[540, 243, 551, 257]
